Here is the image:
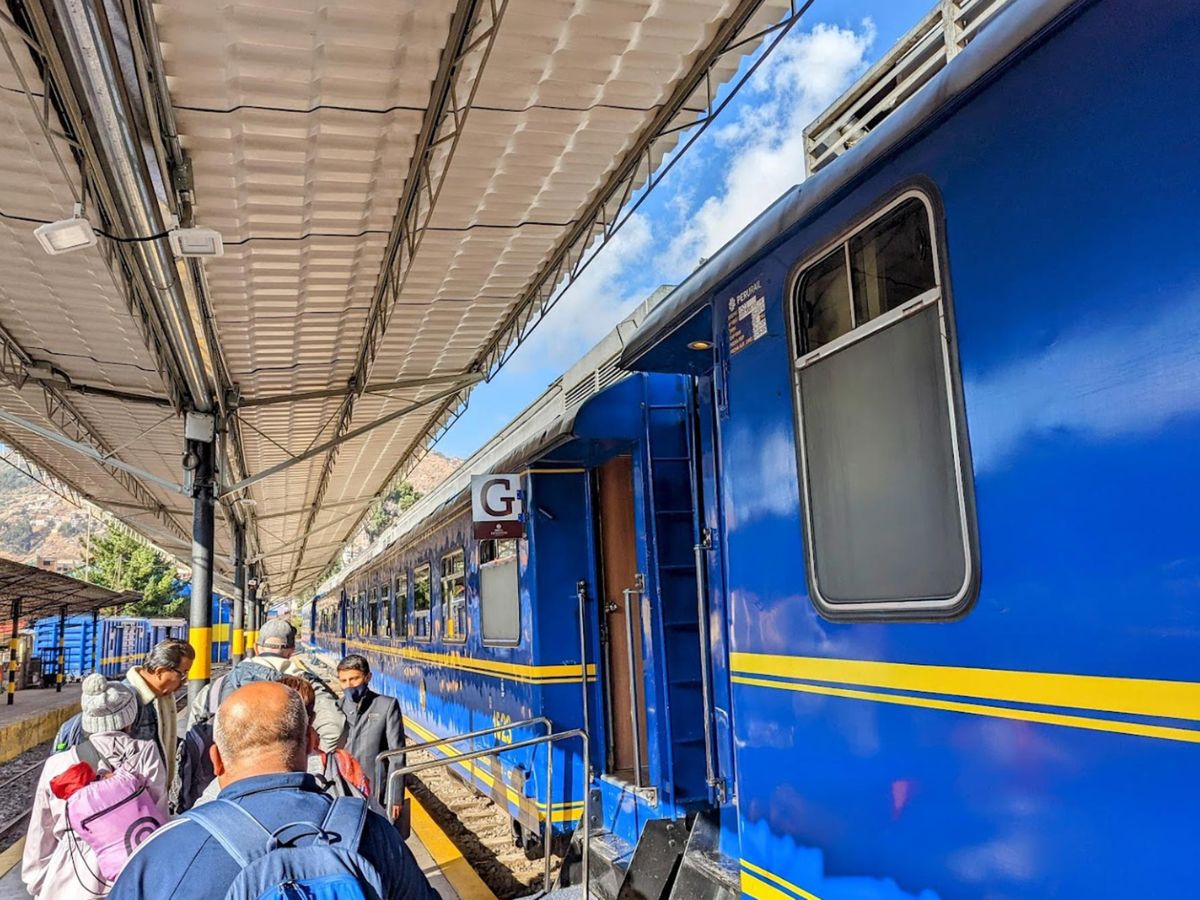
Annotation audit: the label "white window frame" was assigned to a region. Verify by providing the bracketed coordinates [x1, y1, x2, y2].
[790, 189, 975, 617]
[412, 563, 433, 642]
[441, 549, 467, 644]
[479, 539, 521, 647]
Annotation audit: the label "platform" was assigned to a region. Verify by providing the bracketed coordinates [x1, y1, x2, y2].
[0, 685, 81, 764]
[0, 792, 499, 899]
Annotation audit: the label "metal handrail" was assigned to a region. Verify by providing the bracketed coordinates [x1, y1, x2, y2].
[622, 585, 644, 787]
[374, 715, 553, 805]
[694, 538, 723, 802]
[385, 728, 590, 898]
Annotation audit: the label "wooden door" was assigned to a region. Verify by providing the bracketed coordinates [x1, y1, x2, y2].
[596, 455, 649, 782]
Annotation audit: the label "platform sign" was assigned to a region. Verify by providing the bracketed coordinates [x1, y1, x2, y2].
[471, 474, 524, 540]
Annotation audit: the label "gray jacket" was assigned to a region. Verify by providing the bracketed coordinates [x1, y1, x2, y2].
[342, 689, 405, 798]
[189, 655, 347, 751]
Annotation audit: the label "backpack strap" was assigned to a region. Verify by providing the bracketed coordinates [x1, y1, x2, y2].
[75, 738, 108, 773]
[206, 675, 226, 717]
[319, 796, 369, 851]
[183, 799, 272, 868]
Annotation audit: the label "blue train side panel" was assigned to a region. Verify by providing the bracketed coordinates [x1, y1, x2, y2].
[630, 1, 1200, 896]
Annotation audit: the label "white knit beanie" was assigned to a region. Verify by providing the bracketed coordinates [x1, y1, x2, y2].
[80, 673, 138, 735]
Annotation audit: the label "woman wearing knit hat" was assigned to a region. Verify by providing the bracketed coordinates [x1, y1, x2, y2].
[22, 673, 168, 899]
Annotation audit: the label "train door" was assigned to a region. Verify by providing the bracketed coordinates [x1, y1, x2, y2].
[595, 454, 649, 784]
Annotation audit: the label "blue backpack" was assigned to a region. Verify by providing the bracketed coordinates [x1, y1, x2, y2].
[184, 796, 384, 900]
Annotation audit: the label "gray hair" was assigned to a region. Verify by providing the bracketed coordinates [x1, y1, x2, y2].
[213, 684, 308, 764]
[144, 638, 195, 673]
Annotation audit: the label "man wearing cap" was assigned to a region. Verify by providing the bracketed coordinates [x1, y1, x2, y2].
[188, 618, 346, 751]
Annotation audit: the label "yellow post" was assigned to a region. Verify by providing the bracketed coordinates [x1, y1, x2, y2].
[189, 626, 212, 681]
[231, 628, 245, 658]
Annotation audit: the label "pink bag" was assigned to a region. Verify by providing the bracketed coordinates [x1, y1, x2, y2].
[65, 746, 164, 882]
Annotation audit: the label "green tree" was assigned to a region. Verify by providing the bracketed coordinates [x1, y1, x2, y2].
[76, 528, 185, 617]
[364, 480, 421, 541]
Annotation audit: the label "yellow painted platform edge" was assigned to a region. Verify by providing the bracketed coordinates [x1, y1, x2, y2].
[409, 794, 497, 900]
[0, 701, 77, 764]
[0, 837, 25, 881]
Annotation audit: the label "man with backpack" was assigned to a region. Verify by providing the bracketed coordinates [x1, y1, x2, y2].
[187, 618, 345, 751]
[110, 681, 436, 900]
[24, 674, 167, 899]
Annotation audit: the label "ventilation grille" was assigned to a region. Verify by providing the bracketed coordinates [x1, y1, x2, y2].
[564, 353, 625, 410]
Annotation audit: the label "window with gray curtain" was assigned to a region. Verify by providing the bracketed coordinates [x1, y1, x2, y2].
[793, 195, 972, 614]
[479, 539, 520, 644]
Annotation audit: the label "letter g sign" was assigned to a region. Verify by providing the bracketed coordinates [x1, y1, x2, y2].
[471, 473, 524, 539]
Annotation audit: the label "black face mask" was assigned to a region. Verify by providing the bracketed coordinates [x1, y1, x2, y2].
[345, 684, 369, 704]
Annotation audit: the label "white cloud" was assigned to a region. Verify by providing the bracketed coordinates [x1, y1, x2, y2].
[660, 20, 876, 278]
[505, 212, 655, 373]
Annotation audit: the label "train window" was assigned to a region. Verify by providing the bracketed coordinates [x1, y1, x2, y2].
[479, 539, 519, 645]
[441, 550, 467, 643]
[369, 587, 380, 638]
[796, 246, 852, 352]
[792, 192, 974, 617]
[394, 573, 408, 639]
[412, 564, 432, 641]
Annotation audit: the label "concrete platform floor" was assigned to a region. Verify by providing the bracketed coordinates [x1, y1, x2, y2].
[0, 685, 81, 763]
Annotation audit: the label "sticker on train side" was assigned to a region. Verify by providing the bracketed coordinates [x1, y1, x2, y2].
[727, 279, 767, 354]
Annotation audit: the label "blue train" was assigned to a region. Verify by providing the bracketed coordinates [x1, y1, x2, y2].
[312, 1, 1200, 896]
[34, 594, 234, 679]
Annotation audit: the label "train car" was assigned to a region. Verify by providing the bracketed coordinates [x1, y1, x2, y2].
[317, 298, 728, 879]
[616, 0, 1199, 896]
[210, 594, 233, 664]
[32, 614, 104, 680]
[147, 617, 187, 647]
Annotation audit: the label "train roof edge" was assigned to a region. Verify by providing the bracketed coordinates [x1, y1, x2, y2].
[618, 0, 1082, 371]
[317, 283, 677, 596]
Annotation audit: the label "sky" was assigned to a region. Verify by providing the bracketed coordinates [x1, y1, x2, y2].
[436, 0, 933, 460]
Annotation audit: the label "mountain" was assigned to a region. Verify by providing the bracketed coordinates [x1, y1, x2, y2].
[0, 460, 92, 570]
[0, 449, 462, 576]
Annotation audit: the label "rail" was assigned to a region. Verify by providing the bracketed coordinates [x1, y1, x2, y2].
[384, 728, 591, 898]
[622, 582, 645, 787]
[694, 538, 724, 802]
[373, 715, 553, 802]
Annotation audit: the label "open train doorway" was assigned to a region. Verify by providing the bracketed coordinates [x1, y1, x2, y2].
[594, 454, 650, 785]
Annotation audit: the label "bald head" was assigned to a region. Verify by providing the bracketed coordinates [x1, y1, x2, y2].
[211, 682, 308, 784]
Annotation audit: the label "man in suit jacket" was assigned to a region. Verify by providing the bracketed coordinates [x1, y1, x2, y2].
[337, 654, 406, 820]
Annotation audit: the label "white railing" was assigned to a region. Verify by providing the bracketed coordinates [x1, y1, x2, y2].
[803, 0, 1010, 175]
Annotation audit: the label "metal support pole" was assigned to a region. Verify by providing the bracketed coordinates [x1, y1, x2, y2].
[7, 598, 18, 705]
[90, 609, 99, 675]
[246, 576, 259, 656]
[56, 604, 65, 691]
[188, 437, 215, 704]
[622, 586, 644, 788]
[232, 527, 246, 662]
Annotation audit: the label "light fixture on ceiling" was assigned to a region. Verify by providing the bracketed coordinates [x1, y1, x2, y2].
[33, 204, 97, 255]
[169, 226, 224, 258]
[688, 339, 714, 351]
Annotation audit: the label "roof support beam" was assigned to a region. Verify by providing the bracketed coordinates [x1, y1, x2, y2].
[0, 321, 190, 542]
[239, 370, 483, 410]
[221, 380, 472, 498]
[255, 496, 378, 522]
[22, 0, 216, 413]
[284, 0, 507, 593]
[0, 407, 185, 495]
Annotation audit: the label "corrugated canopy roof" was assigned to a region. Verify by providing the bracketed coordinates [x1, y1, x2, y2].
[0, 0, 794, 597]
[0, 557, 138, 620]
